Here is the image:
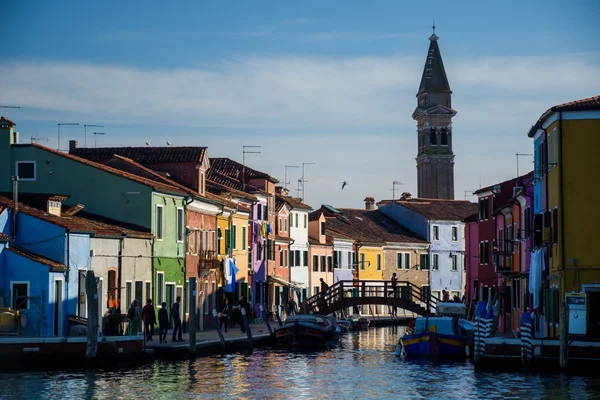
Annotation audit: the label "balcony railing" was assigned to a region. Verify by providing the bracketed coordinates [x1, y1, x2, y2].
[198, 250, 219, 269]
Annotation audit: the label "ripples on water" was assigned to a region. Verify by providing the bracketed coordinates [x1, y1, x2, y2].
[1, 327, 599, 400]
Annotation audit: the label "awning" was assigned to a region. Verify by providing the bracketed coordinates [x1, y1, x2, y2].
[267, 276, 304, 291]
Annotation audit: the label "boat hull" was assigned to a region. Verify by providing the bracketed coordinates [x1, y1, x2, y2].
[274, 324, 334, 348]
[402, 333, 472, 358]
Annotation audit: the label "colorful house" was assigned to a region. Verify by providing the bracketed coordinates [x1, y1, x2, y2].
[463, 212, 479, 304]
[527, 95, 600, 338]
[377, 194, 477, 301]
[307, 210, 334, 296]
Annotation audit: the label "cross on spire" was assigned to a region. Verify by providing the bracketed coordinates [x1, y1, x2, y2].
[432, 21, 436, 35]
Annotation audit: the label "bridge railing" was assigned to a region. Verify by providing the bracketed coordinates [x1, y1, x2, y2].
[304, 280, 441, 315]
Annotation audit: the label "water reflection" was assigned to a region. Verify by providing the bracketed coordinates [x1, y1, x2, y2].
[1, 327, 599, 399]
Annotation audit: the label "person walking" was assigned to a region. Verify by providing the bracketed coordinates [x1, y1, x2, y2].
[158, 302, 169, 343]
[127, 300, 139, 335]
[391, 272, 398, 297]
[238, 296, 250, 333]
[219, 296, 229, 333]
[170, 296, 183, 342]
[320, 278, 329, 309]
[142, 299, 156, 342]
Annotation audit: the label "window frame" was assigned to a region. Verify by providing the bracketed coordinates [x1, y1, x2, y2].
[451, 254, 458, 271]
[176, 207, 184, 243]
[432, 254, 439, 270]
[452, 226, 458, 241]
[15, 161, 36, 181]
[11, 281, 30, 310]
[155, 204, 164, 241]
[432, 225, 440, 241]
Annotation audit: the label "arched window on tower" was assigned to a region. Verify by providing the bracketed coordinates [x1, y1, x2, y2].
[430, 128, 437, 145]
[441, 128, 448, 146]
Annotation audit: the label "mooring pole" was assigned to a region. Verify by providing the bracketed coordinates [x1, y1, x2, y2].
[212, 309, 226, 349]
[85, 270, 99, 365]
[242, 308, 253, 349]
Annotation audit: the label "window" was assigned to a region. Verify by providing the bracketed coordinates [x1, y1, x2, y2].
[295, 213, 298, 228]
[200, 172, 205, 194]
[279, 248, 284, 266]
[304, 214, 307, 228]
[348, 252, 352, 269]
[232, 225, 237, 250]
[397, 253, 403, 269]
[433, 226, 439, 240]
[320, 221, 326, 236]
[135, 281, 143, 302]
[278, 218, 282, 232]
[479, 198, 489, 221]
[303, 251, 308, 267]
[452, 226, 458, 241]
[376, 254, 381, 271]
[327, 256, 333, 272]
[156, 205, 164, 240]
[263, 205, 268, 221]
[404, 253, 410, 270]
[290, 249, 295, 267]
[440, 128, 448, 146]
[176, 208, 184, 242]
[420, 285, 430, 301]
[285, 218, 289, 232]
[432, 254, 439, 270]
[225, 229, 231, 254]
[420, 254, 429, 270]
[257, 204, 262, 220]
[313, 255, 318, 272]
[333, 251, 339, 268]
[295, 251, 301, 267]
[314, 286, 320, 296]
[11, 282, 29, 309]
[429, 128, 436, 145]
[451, 255, 458, 271]
[360, 254, 365, 270]
[242, 226, 246, 250]
[479, 241, 490, 264]
[16, 161, 36, 181]
[145, 282, 151, 303]
[126, 281, 132, 308]
[321, 255, 326, 272]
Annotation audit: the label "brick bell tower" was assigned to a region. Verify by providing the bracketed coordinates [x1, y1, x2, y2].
[412, 27, 456, 200]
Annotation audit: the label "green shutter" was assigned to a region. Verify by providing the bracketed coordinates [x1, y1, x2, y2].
[233, 226, 237, 250]
[242, 226, 246, 250]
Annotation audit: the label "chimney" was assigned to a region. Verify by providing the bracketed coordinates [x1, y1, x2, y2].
[400, 192, 412, 201]
[364, 196, 375, 210]
[276, 186, 290, 196]
[69, 140, 78, 152]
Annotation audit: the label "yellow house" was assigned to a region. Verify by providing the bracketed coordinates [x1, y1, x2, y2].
[528, 95, 600, 333]
[356, 245, 384, 280]
[217, 204, 251, 298]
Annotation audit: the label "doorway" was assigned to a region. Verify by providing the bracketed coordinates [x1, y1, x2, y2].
[78, 270, 86, 317]
[54, 280, 63, 336]
[166, 284, 175, 327]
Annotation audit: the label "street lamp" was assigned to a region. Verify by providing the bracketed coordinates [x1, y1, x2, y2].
[93, 132, 106, 147]
[242, 145, 261, 192]
[57, 122, 79, 151]
[284, 165, 299, 191]
[84, 124, 104, 148]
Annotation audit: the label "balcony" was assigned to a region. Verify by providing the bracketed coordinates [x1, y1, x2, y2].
[198, 250, 219, 270]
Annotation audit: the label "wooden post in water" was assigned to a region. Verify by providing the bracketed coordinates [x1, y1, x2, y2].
[188, 277, 197, 353]
[260, 305, 273, 334]
[212, 309, 226, 349]
[559, 303, 569, 369]
[242, 307, 253, 349]
[85, 270, 99, 364]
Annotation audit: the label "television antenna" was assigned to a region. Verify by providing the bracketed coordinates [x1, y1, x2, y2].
[30, 137, 49, 144]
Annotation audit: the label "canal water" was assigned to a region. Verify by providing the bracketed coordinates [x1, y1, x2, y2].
[1, 327, 599, 399]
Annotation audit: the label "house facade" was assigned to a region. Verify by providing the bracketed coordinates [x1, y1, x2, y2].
[463, 213, 479, 304]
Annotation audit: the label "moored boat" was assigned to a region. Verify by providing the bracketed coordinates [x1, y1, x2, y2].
[274, 315, 338, 348]
[399, 303, 475, 358]
[353, 317, 370, 331]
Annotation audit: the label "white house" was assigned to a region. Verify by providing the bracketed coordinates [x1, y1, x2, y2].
[377, 195, 478, 301]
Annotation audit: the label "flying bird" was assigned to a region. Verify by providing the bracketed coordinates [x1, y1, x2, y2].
[341, 181, 348, 190]
[166, 141, 172, 146]
[145, 141, 151, 146]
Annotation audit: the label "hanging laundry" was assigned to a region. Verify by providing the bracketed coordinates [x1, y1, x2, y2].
[261, 221, 267, 238]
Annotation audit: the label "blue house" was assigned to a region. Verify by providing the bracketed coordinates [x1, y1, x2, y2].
[0, 195, 92, 337]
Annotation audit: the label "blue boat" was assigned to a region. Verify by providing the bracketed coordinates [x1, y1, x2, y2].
[398, 303, 476, 359]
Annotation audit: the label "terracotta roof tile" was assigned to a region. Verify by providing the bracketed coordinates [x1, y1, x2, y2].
[308, 237, 332, 246]
[383, 198, 478, 221]
[276, 194, 312, 211]
[0, 195, 152, 237]
[529, 95, 600, 137]
[70, 146, 207, 164]
[7, 245, 67, 271]
[31, 144, 187, 195]
[209, 158, 278, 184]
[473, 171, 534, 195]
[319, 207, 428, 244]
[1, 116, 16, 127]
[308, 211, 322, 221]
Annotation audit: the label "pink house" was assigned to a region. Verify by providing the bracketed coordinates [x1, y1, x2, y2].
[308, 211, 333, 296]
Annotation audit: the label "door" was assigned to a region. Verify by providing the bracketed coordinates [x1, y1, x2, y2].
[54, 280, 63, 336]
[166, 284, 175, 328]
[78, 271, 86, 317]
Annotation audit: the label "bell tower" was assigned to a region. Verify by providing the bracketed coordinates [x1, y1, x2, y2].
[412, 28, 456, 200]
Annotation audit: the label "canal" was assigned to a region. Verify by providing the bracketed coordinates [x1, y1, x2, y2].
[1, 327, 598, 399]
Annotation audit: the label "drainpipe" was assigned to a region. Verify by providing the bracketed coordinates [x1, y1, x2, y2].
[12, 176, 18, 238]
[117, 235, 124, 313]
[183, 195, 194, 331]
[65, 229, 71, 338]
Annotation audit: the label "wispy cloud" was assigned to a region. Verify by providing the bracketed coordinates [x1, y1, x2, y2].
[1, 52, 598, 207]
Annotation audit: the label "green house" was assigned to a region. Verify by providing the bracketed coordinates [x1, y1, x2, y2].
[0, 120, 188, 314]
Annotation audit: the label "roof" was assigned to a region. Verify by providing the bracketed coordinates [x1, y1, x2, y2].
[1, 116, 16, 127]
[276, 194, 312, 211]
[385, 198, 478, 221]
[473, 171, 534, 195]
[528, 95, 600, 137]
[308, 210, 323, 221]
[30, 144, 187, 196]
[7, 245, 67, 272]
[319, 207, 428, 244]
[209, 157, 279, 184]
[0, 232, 11, 241]
[0, 195, 152, 237]
[463, 212, 479, 223]
[418, 34, 451, 95]
[70, 146, 207, 164]
[308, 237, 332, 246]
[275, 235, 292, 243]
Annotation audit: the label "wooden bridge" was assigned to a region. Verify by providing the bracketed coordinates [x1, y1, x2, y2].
[303, 280, 440, 317]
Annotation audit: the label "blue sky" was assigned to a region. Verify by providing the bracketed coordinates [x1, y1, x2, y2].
[1, 0, 599, 208]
